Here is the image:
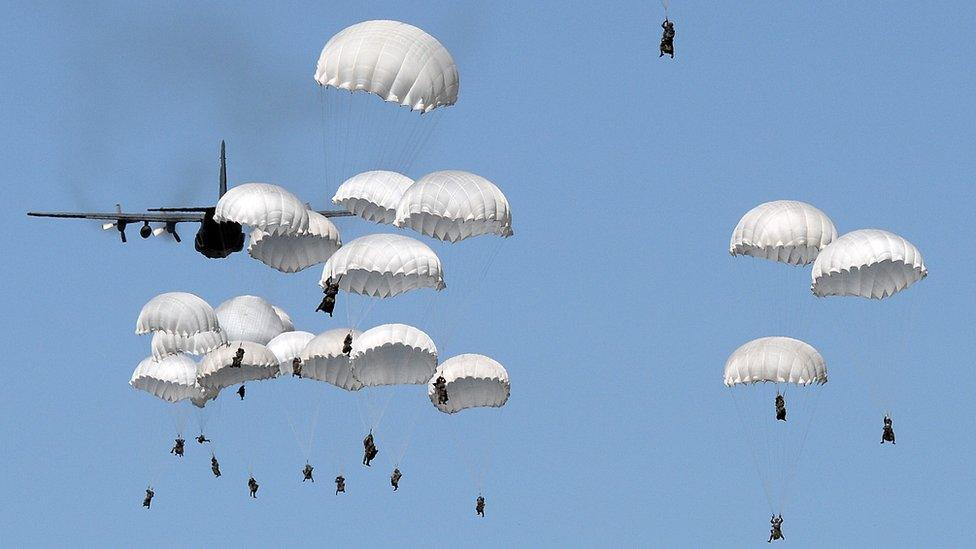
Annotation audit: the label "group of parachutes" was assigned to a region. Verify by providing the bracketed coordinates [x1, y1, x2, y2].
[132, 291, 510, 509]
[725, 199, 927, 541]
[130, 20, 515, 514]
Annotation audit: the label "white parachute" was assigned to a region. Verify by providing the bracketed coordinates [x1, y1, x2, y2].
[730, 200, 837, 265]
[320, 233, 446, 298]
[267, 331, 315, 376]
[130, 354, 203, 403]
[135, 292, 220, 336]
[214, 296, 285, 345]
[151, 330, 227, 360]
[332, 171, 415, 224]
[428, 354, 510, 414]
[190, 385, 220, 409]
[248, 211, 342, 273]
[298, 328, 363, 391]
[811, 229, 927, 299]
[271, 305, 294, 332]
[395, 170, 514, 242]
[213, 183, 310, 235]
[725, 336, 827, 513]
[197, 341, 280, 390]
[724, 337, 828, 386]
[314, 20, 459, 113]
[350, 324, 438, 386]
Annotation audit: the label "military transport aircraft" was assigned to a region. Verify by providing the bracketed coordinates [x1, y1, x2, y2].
[27, 141, 351, 258]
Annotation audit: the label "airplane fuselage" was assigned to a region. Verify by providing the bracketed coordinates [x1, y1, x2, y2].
[194, 208, 245, 259]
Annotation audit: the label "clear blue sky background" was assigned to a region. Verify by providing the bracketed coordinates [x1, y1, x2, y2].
[1, 1, 974, 547]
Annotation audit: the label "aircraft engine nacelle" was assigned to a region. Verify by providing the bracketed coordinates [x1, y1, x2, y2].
[139, 222, 152, 239]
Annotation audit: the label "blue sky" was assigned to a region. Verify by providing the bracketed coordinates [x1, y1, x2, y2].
[2, 1, 974, 546]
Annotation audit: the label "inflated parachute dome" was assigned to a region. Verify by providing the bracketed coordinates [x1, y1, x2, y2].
[332, 171, 415, 224]
[272, 305, 295, 332]
[730, 200, 837, 266]
[811, 229, 927, 299]
[428, 354, 510, 414]
[135, 292, 220, 337]
[214, 183, 310, 235]
[395, 170, 514, 242]
[314, 20, 459, 113]
[320, 233, 446, 298]
[214, 295, 285, 345]
[350, 323, 438, 386]
[197, 341, 280, 390]
[267, 331, 315, 375]
[151, 329, 227, 360]
[298, 328, 363, 391]
[724, 336, 827, 387]
[248, 211, 342, 273]
[130, 354, 203, 403]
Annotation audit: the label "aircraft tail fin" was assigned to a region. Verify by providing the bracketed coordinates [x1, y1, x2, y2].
[218, 140, 227, 199]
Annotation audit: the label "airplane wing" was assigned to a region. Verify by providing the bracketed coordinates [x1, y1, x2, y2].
[315, 210, 355, 218]
[27, 211, 204, 223]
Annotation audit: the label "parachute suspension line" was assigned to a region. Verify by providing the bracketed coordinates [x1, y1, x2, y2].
[434, 239, 505, 356]
[778, 386, 824, 510]
[729, 388, 776, 514]
[387, 392, 424, 468]
[271, 380, 313, 461]
[446, 416, 485, 493]
[394, 109, 444, 175]
[318, 89, 334, 198]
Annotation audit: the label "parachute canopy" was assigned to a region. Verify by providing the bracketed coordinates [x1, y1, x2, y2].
[332, 171, 415, 224]
[151, 330, 227, 360]
[395, 170, 514, 242]
[314, 20, 459, 113]
[215, 296, 285, 345]
[320, 233, 445, 298]
[197, 341, 279, 390]
[811, 229, 927, 299]
[248, 211, 342, 273]
[272, 305, 294, 332]
[724, 336, 827, 387]
[135, 292, 219, 337]
[130, 353, 202, 403]
[428, 354, 510, 414]
[267, 331, 315, 375]
[350, 324, 438, 386]
[298, 328, 363, 391]
[730, 200, 837, 265]
[214, 183, 310, 235]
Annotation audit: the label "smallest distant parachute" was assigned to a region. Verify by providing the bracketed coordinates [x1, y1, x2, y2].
[135, 292, 219, 337]
[267, 331, 315, 375]
[299, 328, 363, 391]
[151, 329, 227, 360]
[248, 211, 342, 273]
[724, 336, 827, 387]
[197, 341, 279, 390]
[333, 171, 415, 224]
[811, 229, 927, 299]
[729, 200, 837, 265]
[130, 353, 202, 403]
[350, 324, 438, 386]
[428, 354, 510, 414]
[214, 183, 310, 235]
[395, 171, 513, 243]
